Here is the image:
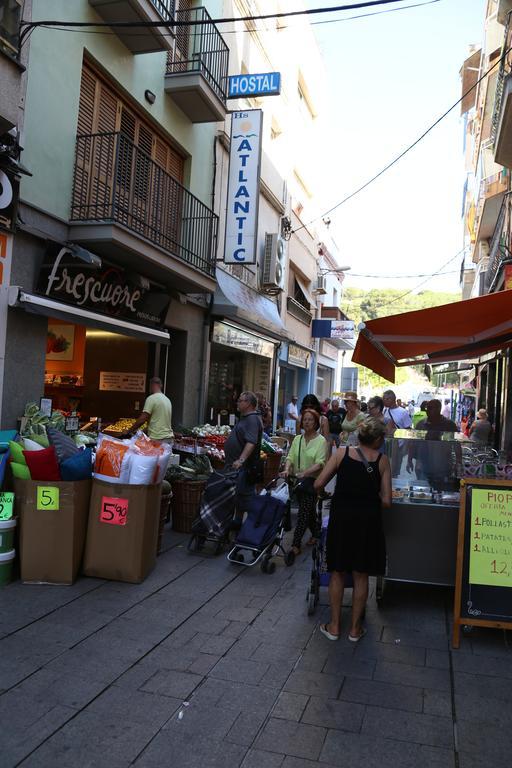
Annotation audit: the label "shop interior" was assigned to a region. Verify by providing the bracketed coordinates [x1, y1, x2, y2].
[207, 343, 272, 422]
[44, 318, 152, 424]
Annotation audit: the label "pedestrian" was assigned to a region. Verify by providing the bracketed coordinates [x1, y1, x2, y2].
[464, 408, 476, 437]
[340, 392, 366, 445]
[128, 377, 173, 443]
[382, 389, 412, 433]
[408, 400, 416, 418]
[325, 399, 346, 448]
[469, 409, 493, 445]
[256, 392, 272, 436]
[321, 397, 331, 415]
[442, 399, 451, 419]
[412, 400, 428, 428]
[414, 399, 458, 433]
[367, 395, 385, 423]
[300, 394, 330, 441]
[285, 395, 299, 432]
[283, 409, 327, 555]
[314, 418, 391, 641]
[407, 400, 460, 486]
[224, 391, 263, 518]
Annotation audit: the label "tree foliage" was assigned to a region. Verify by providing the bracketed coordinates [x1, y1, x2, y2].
[342, 287, 461, 389]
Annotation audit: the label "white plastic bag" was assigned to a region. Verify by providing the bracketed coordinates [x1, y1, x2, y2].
[261, 479, 289, 504]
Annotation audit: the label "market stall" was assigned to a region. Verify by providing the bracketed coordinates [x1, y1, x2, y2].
[378, 430, 510, 598]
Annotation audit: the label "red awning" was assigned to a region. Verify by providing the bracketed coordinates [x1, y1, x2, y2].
[353, 290, 512, 382]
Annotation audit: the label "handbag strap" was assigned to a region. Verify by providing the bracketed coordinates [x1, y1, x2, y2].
[355, 447, 380, 491]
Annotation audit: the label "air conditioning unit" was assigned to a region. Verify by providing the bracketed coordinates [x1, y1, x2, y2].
[316, 274, 327, 295]
[262, 233, 286, 292]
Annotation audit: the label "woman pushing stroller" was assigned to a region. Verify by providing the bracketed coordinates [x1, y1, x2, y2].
[282, 408, 327, 556]
[314, 418, 391, 642]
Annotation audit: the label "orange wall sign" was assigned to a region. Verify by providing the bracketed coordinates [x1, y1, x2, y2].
[0, 232, 7, 285]
[504, 265, 512, 291]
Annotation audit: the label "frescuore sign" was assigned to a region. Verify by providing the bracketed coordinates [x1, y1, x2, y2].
[228, 73, 281, 99]
[36, 244, 170, 329]
[224, 110, 263, 265]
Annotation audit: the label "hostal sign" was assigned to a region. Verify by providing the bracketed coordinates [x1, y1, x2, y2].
[224, 110, 263, 265]
[36, 244, 170, 329]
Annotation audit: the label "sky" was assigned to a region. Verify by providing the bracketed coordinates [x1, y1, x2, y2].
[303, 0, 486, 294]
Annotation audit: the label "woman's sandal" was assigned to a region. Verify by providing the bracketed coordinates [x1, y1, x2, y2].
[348, 628, 367, 643]
[306, 538, 318, 547]
[320, 624, 340, 641]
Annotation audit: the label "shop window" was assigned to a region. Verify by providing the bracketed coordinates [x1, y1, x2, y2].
[0, 0, 22, 59]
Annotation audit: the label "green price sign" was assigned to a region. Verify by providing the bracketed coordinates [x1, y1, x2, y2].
[470, 488, 512, 588]
[0, 492, 14, 520]
[36, 486, 59, 511]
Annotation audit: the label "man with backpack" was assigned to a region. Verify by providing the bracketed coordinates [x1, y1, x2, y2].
[326, 399, 346, 447]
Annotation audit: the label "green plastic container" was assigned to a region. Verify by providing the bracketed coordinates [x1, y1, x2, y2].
[0, 549, 15, 586]
[0, 518, 16, 553]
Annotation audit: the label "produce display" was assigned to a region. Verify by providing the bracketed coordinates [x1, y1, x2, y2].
[165, 455, 212, 483]
[21, 402, 66, 437]
[104, 418, 139, 435]
[192, 424, 231, 438]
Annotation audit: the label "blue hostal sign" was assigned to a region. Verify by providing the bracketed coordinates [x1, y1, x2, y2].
[228, 73, 281, 99]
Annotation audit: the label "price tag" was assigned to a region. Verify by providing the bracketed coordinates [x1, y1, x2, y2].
[37, 486, 59, 511]
[0, 492, 14, 520]
[100, 496, 129, 526]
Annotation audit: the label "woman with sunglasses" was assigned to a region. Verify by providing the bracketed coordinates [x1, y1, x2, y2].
[340, 392, 366, 446]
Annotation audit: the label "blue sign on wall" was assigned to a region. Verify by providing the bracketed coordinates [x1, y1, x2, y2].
[228, 72, 281, 99]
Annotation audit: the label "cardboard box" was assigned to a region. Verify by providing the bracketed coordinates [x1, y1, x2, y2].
[83, 479, 162, 583]
[15, 479, 91, 585]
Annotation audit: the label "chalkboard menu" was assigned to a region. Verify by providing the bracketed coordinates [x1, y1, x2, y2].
[453, 479, 512, 647]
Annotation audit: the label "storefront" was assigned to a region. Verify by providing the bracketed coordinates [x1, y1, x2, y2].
[277, 342, 312, 427]
[207, 321, 276, 423]
[6, 241, 171, 429]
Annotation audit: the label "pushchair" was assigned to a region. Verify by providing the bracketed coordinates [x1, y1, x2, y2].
[188, 470, 238, 556]
[227, 479, 295, 573]
[305, 494, 356, 614]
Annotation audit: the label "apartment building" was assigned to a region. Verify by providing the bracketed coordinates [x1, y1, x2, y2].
[0, 0, 347, 431]
[460, 0, 512, 449]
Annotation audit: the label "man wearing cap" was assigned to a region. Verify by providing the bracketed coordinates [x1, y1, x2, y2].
[128, 377, 173, 443]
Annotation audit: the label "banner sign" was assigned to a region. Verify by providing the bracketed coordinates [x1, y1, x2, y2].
[224, 110, 263, 265]
[212, 321, 274, 359]
[36, 243, 170, 329]
[312, 319, 355, 341]
[228, 73, 281, 99]
[288, 344, 310, 369]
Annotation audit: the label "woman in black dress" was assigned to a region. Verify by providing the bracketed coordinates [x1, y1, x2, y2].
[314, 418, 391, 642]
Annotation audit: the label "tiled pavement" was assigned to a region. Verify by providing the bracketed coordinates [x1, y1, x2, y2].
[0, 526, 511, 767]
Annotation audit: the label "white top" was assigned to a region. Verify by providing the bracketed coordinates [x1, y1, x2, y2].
[286, 401, 299, 420]
[383, 405, 412, 429]
[442, 404, 451, 418]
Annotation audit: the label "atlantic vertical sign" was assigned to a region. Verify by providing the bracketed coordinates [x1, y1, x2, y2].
[224, 110, 263, 265]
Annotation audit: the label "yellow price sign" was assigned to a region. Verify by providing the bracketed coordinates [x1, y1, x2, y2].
[36, 486, 59, 511]
[469, 488, 512, 588]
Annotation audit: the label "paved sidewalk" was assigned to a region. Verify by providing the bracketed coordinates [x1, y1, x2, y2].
[1, 526, 511, 767]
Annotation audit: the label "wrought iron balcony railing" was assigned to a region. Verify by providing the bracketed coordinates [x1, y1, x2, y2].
[287, 296, 312, 325]
[151, 0, 175, 19]
[491, 14, 512, 147]
[71, 131, 217, 278]
[485, 191, 512, 292]
[166, 6, 229, 104]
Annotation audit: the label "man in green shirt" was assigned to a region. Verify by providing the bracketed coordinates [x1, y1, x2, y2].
[412, 400, 428, 429]
[129, 377, 173, 442]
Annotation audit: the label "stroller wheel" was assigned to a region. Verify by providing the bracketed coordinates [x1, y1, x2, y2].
[284, 550, 296, 567]
[261, 557, 276, 574]
[307, 590, 316, 615]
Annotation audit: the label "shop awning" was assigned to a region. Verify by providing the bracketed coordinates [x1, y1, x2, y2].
[353, 290, 512, 382]
[295, 274, 317, 308]
[8, 289, 171, 344]
[214, 268, 286, 338]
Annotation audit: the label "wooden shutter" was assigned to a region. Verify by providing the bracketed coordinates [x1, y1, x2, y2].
[74, 64, 185, 238]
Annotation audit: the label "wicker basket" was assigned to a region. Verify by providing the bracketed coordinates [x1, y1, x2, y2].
[263, 452, 283, 487]
[170, 479, 207, 533]
[157, 492, 172, 555]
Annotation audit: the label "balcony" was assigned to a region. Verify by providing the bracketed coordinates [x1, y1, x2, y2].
[70, 132, 217, 293]
[287, 296, 312, 326]
[165, 7, 229, 123]
[89, 0, 175, 54]
[485, 192, 512, 292]
[473, 170, 510, 243]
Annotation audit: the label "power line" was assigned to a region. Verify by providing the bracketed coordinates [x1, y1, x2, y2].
[347, 269, 459, 277]
[19, 1, 412, 43]
[294, 47, 511, 233]
[34, 0, 440, 39]
[345, 249, 465, 311]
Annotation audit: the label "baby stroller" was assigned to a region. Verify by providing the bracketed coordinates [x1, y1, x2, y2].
[227, 480, 295, 573]
[306, 494, 356, 614]
[188, 470, 237, 556]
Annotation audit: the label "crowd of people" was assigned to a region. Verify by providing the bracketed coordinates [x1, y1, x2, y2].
[224, 387, 493, 644]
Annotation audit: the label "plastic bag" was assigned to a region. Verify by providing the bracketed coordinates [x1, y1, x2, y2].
[94, 433, 131, 484]
[261, 479, 289, 504]
[129, 452, 159, 485]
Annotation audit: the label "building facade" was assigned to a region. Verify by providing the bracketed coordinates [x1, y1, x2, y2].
[0, 0, 348, 432]
[460, 0, 512, 451]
